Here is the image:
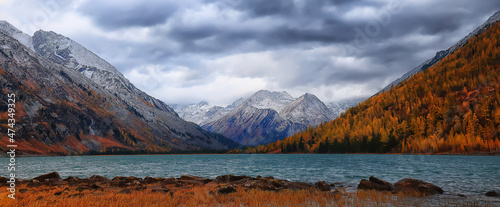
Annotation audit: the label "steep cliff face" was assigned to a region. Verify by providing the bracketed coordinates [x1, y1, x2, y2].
[0, 24, 239, 155]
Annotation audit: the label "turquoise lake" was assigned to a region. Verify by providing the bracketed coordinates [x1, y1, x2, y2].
[1, 154, 499, 198]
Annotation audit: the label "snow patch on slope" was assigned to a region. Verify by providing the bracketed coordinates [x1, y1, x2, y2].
[0, 20, 35, 51]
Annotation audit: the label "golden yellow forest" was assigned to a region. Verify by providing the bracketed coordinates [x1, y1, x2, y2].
[244, 22, 500, 154]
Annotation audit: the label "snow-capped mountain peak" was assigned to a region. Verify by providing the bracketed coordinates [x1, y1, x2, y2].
[243, 90, 295, 112]
[280, 93, 335, 126]
[32, 30, 123, 77]
[0, 21, 34, 51]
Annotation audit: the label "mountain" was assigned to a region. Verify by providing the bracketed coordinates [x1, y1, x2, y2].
[173, 98, 244, 125]
[0, 21, 239, 155]
[174, 90, 301, 127]
[248, 11, 500, 154]
[204, 103, 308, 146]
[243, 90, 295, 112]
[379, 11, 500, 93]
[0, 21, 34, 51]
[201, 90, 336, 145]
[280, 93, 335, 126]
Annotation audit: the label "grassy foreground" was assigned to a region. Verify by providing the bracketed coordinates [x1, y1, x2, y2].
[0, 183, 491, 207]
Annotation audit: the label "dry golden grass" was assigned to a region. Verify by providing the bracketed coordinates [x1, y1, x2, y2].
[0, 184, 492, 207]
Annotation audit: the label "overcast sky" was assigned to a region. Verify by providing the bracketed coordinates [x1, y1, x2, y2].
[1, 0, 499, 106]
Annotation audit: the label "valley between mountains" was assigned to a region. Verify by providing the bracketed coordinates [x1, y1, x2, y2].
[1, 10, 500, 155]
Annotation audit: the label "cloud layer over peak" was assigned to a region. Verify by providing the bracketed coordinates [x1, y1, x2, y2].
[1, 0, 499, 105]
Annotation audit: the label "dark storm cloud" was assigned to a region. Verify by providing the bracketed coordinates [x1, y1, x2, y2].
[78, 0, 179, 29]
[258, 20, 355, 45]
[77, 0, 500, 56]
[233, 0, 365, 18]
[70, 0, 500, 104]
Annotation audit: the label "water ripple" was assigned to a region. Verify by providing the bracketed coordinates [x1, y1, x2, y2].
[0, 154, 498, 196]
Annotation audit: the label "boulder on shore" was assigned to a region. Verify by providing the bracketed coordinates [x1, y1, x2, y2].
[111, 176, 142, 187]
[357, 176, 393, 191]
[89, 175, 110, 183]
[287, 182, 313, 191]
[215, 175, 251, 183]
[393, 178, 443, 195]
[180, 175, 213, 184]
[34, 172, 61, 181]
[217, 185, 237, 194]
[485, 191, 500, 197]
[315, 181, 331, 191]
[143, 176, 165, 184]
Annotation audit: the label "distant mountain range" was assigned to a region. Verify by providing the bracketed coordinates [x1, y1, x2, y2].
[175, 90, 358, 145]
[0, 21, 240, 155]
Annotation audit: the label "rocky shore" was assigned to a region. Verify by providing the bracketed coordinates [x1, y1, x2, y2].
[3, 172, 337, 195]
[1, 172, 498, 206]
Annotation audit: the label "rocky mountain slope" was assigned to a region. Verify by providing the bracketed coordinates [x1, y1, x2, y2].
[0, 21, 239, 155]
[199, 90, 340, 145]
[280, 93, 335, 126]
[204, 103, 308, 146]
[379, 10, 500, 93]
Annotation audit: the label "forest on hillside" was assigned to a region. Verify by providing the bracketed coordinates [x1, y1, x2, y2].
[242, 22, 500, 154]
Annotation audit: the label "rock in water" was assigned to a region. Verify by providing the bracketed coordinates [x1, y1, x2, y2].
[33, 172, 61, 182]
[394, 178, 444, 195]
[485, 191, 500, 197]
[369, 176, 394, 191]
[357, 176, 393, 191]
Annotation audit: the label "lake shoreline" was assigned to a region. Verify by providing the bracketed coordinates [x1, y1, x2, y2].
[2, 154, 499, 205]
[2, 172, 498, 206]
[4, 151, 500, 158]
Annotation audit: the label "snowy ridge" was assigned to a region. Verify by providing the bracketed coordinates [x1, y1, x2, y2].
[0, 21, 34, 51]
[30, 30, 179, 122]
[203, 102, 308, 146]
[280, 93, 335, 126]
[32, 30, 122, 76]
[244, 90, 295, 112]
[177, 90, 357, 128]
[174, 98, 245, 125]
[175, 102, 231, 125]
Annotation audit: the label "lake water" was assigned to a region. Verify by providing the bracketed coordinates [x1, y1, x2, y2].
[1, 154, 499, 198]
